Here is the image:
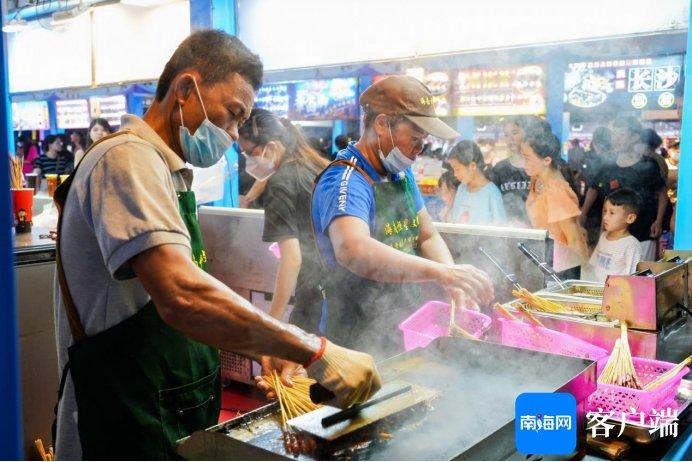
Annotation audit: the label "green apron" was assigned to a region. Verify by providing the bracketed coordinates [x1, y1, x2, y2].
[54, 131, 220, 460]
[312, 160, 421, 360]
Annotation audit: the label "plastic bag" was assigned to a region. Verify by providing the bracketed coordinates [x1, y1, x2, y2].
[32, 201, 59, 229]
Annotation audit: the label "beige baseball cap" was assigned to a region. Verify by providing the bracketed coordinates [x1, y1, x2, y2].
[360, 75, 459, 140]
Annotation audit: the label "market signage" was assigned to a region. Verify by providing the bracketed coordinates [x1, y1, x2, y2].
[255, 83, 291, 118]
[563, 55, 683, 112]
[11, 101, 50, 131]
[291, 78, 358, 120]
[89, 95, 127, 127]
[56, 99, 91, 129]
[452, 65, 547, 117]
[403, 68, 452, 117]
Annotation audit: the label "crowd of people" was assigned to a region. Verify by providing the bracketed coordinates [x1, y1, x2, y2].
[15, 117, 113, 179]
[427, 115, 678, 282]
[236, 111, 678, 284]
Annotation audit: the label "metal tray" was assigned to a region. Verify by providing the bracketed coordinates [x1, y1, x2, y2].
[539, 280, 605, 299]
[177, 338, 598, 460]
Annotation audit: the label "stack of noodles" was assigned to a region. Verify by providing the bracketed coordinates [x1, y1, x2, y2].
[261, 370, 321, 427]
[512, 288, 600, 315]
[598, 322, 642, 389]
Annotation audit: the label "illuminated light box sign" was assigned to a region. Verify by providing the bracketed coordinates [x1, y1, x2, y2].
[90, 95, 127, 127]
[403, 69, 452, 117]
[56, 99, 91, 129]
[255, 83, 291, 118]
[291, 78, 358, 120]
[564, 55, 683, 112]
[452, 65, 547, 116]
[11, 101, 50, 131]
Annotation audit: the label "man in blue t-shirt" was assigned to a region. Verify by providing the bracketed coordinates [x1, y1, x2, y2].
[311, 75, 494, 359]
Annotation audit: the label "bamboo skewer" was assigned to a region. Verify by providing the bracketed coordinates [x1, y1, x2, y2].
[448, 299, 476, 340]
[598, 322, 642, 389]
[261, 371, 321, 427]
[644, 355, 691, 391]
[494, 302, 518, 321]
[34, 439, 53, 461]
[516, 304, 546, 328]
[9, 155, 25, 189]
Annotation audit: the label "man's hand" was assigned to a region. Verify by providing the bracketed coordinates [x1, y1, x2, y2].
[446, 288, 479, 311]
[437, 264, 494, 306]
[254, 356, 307, 400]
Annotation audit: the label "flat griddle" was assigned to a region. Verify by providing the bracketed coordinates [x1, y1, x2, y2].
[177, 338, 597, 460]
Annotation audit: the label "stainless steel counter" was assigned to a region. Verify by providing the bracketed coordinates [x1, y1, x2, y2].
[13, 226, 57, 459]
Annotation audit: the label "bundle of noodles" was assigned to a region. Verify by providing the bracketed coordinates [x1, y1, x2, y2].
[260, 370, 321, 427]
[598, 322, 642, 389]
[9, 155, 24, 189]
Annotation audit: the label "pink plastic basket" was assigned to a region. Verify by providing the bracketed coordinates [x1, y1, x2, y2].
[587, 356, 689, 414]
[268, 242, 281, 259]
[498, 318, 608, 361]
[399, 300, 492, 351]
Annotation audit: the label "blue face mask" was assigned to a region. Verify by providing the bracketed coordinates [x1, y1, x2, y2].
[378, 122, 415, 174]
[179, 78, 233, 168]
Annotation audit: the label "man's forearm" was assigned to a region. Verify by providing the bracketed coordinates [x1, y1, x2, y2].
[419, 233, 454, 265]
[133, 246, 320, 366]
[338, 236, 442, 284]
[656, 188, 668, 223]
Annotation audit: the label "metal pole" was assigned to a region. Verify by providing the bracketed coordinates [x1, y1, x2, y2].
[0, 2, 25, 458]
[674, 2, 692, 249]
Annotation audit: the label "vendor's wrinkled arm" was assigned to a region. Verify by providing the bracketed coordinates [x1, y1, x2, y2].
[130, 244, 320, 364]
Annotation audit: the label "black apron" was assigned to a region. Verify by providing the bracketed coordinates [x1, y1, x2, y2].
[312, 160, 422, 360]
[53, 131, 219, 460]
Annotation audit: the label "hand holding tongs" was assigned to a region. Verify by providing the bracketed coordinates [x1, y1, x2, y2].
[517, 242, 567, 289]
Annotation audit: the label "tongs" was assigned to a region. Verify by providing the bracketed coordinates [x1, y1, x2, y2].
[478, 246, 522, 291]
[517, 242, 567, 289]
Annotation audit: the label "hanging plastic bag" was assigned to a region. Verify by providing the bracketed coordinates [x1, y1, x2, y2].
[189, 156, 227, 205]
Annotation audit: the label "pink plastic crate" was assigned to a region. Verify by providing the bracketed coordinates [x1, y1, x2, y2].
[498, 318, 608, 361]
[587, 356, 689, 415]
[399, 300, 492, 351]
[268, 242, 281, 259]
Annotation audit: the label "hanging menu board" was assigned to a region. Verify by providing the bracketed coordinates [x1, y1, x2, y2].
[11, 101, 50, 131]
[291, 78, 358, 120]
[255, 83, 291, 118]
[56, 99, 91, 129]
[452, 65, 547, 116]
[90, 95, 127, 127]
[564, 55, 684, 112]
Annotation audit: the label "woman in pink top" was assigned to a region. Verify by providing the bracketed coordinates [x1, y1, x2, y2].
[520, 117, 588, 277]
[17, 137, 39, 175]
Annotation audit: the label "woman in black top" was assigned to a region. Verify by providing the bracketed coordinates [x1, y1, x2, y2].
[238, 109, 329, 333]
[33, 135, 73, 178]
[489, 116, 531, 226]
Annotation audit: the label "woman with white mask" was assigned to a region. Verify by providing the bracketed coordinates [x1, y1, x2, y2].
[238, 108, 329, 334]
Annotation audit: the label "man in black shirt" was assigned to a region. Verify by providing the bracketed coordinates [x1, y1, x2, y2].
[585, 117, 667, 261]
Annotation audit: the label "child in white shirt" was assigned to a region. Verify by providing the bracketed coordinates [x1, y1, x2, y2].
[582, 188, 642, 283]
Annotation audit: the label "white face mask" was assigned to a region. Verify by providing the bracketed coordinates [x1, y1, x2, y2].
[244, 145, 276, 181]
[378, 122, 414, 174]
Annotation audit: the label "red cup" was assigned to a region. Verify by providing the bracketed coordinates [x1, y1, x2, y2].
[11, 188, 33, 233]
